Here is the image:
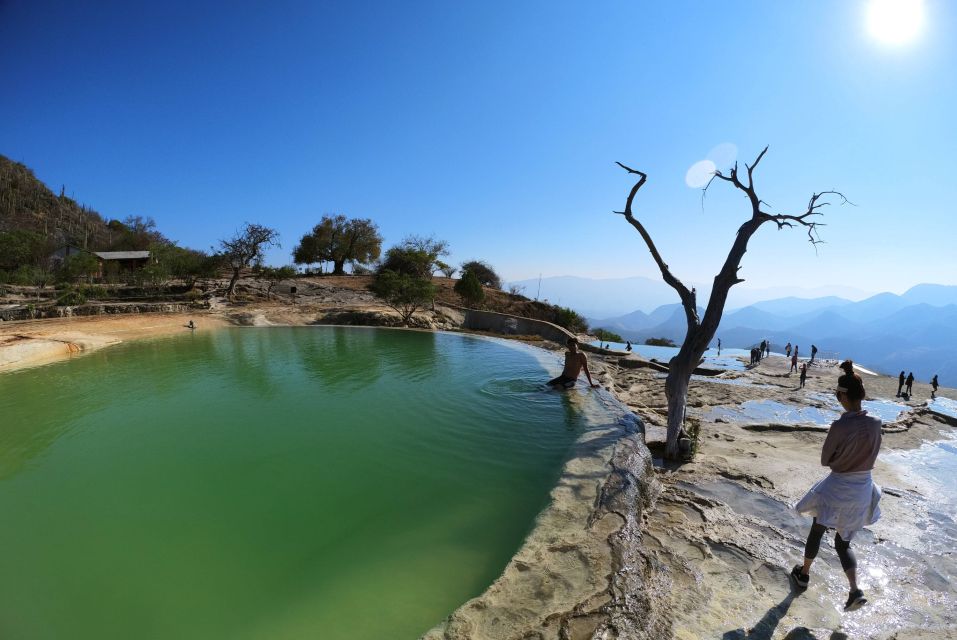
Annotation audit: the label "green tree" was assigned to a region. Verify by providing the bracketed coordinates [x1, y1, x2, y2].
[30, 267, 53, 300]
[460, 260, 501, 289]
[378, 236, 449, 279]
[138, 261, 171, 293]
[553, 306, 588, 333]
[152, 243, 217, 288]
[293, 215, 382, 275]
[58, 251, 100, 283]
[108, 216, 167, 250]
[594, 328, 624, 343]
[370, 269, 437, 326]
[220, 223, 280, 300]
[0, 230, 49, 270]
[454, 269, 484, 306]
[292, 233, 324, 273]
[435, 260, 457, 279]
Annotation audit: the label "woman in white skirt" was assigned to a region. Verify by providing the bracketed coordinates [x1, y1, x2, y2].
[792, 360, 882, 611]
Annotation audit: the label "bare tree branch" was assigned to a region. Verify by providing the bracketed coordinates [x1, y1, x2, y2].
[618, 147, 850, 459]
[614, 162, 699, 329]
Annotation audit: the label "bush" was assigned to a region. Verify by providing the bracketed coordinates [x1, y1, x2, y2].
[593, 328, 624, 343]
[553, 306, 588, 333]
[184, 288, 203, 301]
[58, 252, 100, 282]
[79, 284, 108, 299]
[56, 289, 87, 306]
[460, 260, 501, 289]
[454, 270, 485, 306]
[645, 337, 677, 347]
[370, 269, 437, 325]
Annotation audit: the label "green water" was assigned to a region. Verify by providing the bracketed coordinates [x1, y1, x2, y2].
[0, 327, 592, 639]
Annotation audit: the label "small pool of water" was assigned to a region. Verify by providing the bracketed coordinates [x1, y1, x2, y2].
[0, 327, 600, 640]
[704, 399, 839, 426]
[705, 395, 909, 427]
[928, 396, 957, 420]
[885, 430, 957, 510]
[593, 342, 748, 371]
[652, 372, 769, 388]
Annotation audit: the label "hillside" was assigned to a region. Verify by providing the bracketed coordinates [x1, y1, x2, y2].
[0, 154, 113, 249]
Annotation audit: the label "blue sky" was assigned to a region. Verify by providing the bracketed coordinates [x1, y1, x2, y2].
[2, 1, 954, 295]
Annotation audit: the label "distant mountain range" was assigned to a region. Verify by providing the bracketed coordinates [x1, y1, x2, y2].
[506, 275, 875, 319]
[588, 283, 957, 383]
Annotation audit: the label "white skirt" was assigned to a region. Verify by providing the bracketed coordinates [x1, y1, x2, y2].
[795, 470, 882, 541]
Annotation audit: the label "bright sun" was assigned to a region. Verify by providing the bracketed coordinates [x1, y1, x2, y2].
[867, 0, 925, 45]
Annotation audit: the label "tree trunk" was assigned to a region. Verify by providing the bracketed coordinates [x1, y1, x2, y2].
[664, 361, 691, 459]
[226, 267, 240, 299]
[333, 260, 346, 275]
[663, 326, 713, 458]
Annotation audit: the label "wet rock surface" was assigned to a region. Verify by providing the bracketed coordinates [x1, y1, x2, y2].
[423, 398, 668, 640]
[604, 353, 957, 639]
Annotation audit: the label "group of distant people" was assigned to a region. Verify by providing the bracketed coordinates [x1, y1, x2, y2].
[749, 339, 771, 365]
[896, 371, 940, 399]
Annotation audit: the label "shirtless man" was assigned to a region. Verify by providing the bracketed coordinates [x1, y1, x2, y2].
[547, 338, 599, 388]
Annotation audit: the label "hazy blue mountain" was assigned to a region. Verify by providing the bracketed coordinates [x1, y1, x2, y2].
[785, 310, 867, 340]
[832, 292, 911, 323]
[721, 306, 806, 332]
[506, 275, 680, 318]
[588, 286, 957, 383]
[746, 295, 852, 316]
[900, 284, 957, 307]
[507, 275, 874, 318]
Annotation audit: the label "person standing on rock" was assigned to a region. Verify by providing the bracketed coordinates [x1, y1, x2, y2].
[897, 371, 906, 397]
[790, 350, 799, 373]
[786, 342, 792, 358]
[792, 359, 882, 612]
[799, 363, 808, 388]
[717, 338, 721, 355]
[931, 375, 939, 399]
[905, 372, 915, 397]
[811, 344, 818, 363]
[547, 338, 599, 389]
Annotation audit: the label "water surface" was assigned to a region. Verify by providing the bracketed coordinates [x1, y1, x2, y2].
[0, 328, 594, 640]
[591, 341, 748, 371]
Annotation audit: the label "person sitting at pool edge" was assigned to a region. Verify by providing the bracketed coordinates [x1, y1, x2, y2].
[547, 338, 599, 389]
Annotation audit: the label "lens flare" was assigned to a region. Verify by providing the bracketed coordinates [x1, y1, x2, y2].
[867, 0, 924, 45]
[685, 159, 716, 189]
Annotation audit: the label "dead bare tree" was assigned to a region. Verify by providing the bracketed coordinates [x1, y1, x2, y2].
[616, 146, 849, 459]
[220, 223, 280, 300]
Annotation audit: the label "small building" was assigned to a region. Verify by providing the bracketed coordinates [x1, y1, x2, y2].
[93, 251, 151, 274]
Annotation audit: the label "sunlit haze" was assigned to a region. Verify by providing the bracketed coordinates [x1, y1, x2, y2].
[2, 1, 954, 296]
[867, 0, 925, 45]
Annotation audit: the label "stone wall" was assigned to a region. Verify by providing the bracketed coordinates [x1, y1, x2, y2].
[461, 308, 574, 343]
[0, 301, 206, 322]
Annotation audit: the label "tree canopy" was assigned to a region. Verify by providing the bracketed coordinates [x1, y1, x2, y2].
[377, 235, 449, 279]
[293, 214, 382, 275]
[454, 269, 484, 306]
[370, 269, 437, 326]
[460, 260, 501, 289]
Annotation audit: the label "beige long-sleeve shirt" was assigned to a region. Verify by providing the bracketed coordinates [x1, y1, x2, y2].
[821, 410, 883, 473]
